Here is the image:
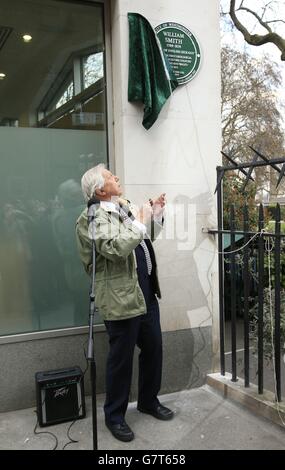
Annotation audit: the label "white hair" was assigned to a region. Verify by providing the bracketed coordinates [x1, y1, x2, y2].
[81, 163, 106, 201]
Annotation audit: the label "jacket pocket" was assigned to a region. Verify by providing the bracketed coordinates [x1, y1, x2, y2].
[108, 281, 145, 318]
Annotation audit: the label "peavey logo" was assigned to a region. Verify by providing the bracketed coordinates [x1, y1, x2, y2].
[53, 387, 69, 399]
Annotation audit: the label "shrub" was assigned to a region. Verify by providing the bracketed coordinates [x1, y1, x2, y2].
[249, 288, 285, 362]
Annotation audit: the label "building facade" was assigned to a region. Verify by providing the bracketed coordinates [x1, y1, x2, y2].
[0, 0, 221, 411]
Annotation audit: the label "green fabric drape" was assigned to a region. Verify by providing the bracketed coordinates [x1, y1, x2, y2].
[128, 12, 178, 130]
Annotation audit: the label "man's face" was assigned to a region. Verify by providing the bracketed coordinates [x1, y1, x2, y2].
[102, 169, 123, 198]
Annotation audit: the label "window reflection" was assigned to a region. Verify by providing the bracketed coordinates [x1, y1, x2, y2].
[0, 0, 106, 131]
[55, 81, 74, 110]
[83, 52, 104, 89]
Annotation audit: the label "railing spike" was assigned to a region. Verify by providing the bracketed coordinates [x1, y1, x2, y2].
[214, 169, 225, 194]
[276, 164, 285, 189]
[221, 151, 255, 182]
[241, 153, 259, 192]
[249, 146, 281, 174]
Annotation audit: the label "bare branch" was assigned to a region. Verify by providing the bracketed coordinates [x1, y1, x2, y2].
[238, 6, 273, 33]
[267, 19, 285, 25]
[230, 0, 285, 60]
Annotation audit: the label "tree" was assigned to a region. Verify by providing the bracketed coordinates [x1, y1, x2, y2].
[223, 171, 258, 230]
[226, 0, 285, 61]
[221, 45, 285, 196]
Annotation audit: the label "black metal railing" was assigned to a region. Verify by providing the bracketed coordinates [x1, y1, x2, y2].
[211, 150, 285, 402]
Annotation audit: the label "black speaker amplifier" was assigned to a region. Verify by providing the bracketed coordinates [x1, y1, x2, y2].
[35, 366, 86, 427]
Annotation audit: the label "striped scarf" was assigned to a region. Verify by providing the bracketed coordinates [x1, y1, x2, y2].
[118, 204, 152, 275]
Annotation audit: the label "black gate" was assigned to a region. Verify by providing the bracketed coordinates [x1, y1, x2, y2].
[210, 148, 285, 402]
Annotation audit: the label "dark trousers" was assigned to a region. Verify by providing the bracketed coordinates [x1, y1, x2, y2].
[104, 266, 163, 425]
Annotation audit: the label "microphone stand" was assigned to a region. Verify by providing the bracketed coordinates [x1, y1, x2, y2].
[87, 202, 99, 450]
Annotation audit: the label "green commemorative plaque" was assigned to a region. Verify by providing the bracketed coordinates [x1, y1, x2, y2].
[155, 22, 201, 85]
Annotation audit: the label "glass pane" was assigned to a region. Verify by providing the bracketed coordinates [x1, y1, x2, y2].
[83, 52, 104, 89]
[55, 80, 74, 110]
[0, 0, 107, 335]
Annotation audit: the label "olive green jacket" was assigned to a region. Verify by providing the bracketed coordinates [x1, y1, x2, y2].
[75, 202, 162, 321]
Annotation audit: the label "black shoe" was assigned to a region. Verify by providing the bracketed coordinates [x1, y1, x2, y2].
[137, 404, 174, 421]
[105, 420, 134, 442]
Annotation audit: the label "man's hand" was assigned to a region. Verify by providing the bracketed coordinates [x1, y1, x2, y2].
[150, 193, 166, 218]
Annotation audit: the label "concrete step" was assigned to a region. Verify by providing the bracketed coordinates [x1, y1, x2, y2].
[207, 372, 285, 429]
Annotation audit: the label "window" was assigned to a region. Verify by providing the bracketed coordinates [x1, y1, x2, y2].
[55, 79, 74, 110]
[37, 46, 105, 129]
[0, 0, 108, 336]
[83, 52, 104, 89]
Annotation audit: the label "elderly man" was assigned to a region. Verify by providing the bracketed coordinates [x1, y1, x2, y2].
[76, 164, 173, 442]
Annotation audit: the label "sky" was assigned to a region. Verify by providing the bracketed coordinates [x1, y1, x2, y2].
[220, 0, 285, 125]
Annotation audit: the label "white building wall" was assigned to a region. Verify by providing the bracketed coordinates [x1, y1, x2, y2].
[110, 0, 221, 342]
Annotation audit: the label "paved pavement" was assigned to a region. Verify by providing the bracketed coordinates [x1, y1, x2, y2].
[0, 385, 284, 450]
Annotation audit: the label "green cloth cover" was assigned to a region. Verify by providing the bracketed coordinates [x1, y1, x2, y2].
[128, 12, 178, 130]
